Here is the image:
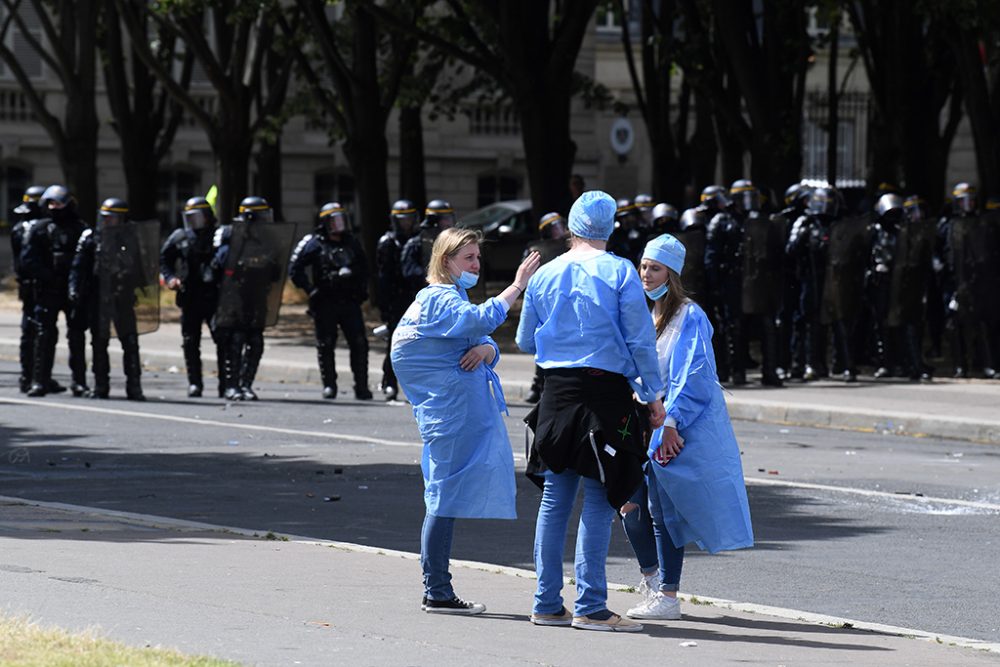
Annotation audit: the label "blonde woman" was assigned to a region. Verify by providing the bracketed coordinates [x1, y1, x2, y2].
[391, 227, 540, 615]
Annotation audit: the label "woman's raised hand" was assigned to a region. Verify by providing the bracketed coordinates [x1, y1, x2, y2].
[514, 251, 542, 291]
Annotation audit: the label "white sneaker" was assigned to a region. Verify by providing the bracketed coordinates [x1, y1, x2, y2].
[637, 572, 659, 603]
[627, 592, 681, 620]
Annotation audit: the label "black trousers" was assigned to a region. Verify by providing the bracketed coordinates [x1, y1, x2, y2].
[313, 299, 369, 391]
[179, 291, 221, 390]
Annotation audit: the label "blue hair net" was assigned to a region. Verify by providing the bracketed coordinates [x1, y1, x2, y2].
[568, 191, 617, 241]
[642, 233, 686, 275]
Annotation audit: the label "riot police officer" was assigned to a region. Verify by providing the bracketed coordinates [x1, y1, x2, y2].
[523, 211, 570, 403]
[210, 196, 283, 401]
[703, 184, 746, 384]
[161, 197, 221, 397]
[9, 185, 46, 392]
[786, 187, 834, 381]
[608, 198, 645, 265]
[69, 199, 150, 400]
[375, 199, 419, 400]
[734, 179, 783, 386]
[675, 206, 709, 302]
[868, 194, 904, 377]
[290, 202, 371, 400]
[19, 185, 88, 397]
[775, 183, 813, 378]
[400, 199, 455, 290]
[936, 183, 997, 378]
[634, 193, 655, 231]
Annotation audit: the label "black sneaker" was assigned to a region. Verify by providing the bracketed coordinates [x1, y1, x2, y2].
[423, 596, 486, 615]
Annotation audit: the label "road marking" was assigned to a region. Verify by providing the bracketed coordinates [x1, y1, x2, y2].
[2, 493, 997, 655]
[0, 396, 422, 449]
[5, 396, 998, 511]
[746, 476, 1000, 512]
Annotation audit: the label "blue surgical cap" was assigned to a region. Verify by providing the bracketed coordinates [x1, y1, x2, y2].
[568, 191, 617, 241]
[642, 233, 686, 275]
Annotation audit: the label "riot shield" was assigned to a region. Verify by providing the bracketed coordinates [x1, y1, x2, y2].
[821, 216, 870, 324]
[95, 220, 161, 339]
[672, 227, 707, 305]
[420, 226, 442, 274]
[887, 220, 934, 327]
[741, 214, 787, 315]
[952, 213, 1000, 327]
[215, 221, 298, 329]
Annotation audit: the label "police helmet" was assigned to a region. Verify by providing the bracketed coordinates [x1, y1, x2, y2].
[391, 199, 418, 235]
[634, 193, 654, 210]
[236, 195, 273, 223]
[538, 212, 567, 240]
[40, 184, 73, 210]
[699, 184, 731, 212]
[23, 185, 46, 203]
[875, 193, 903, 223]
[806, 187, 840, 218]
[902, 195, 927, 223]
[319, 201, 348, 235]
[651, 203, 679, 229]
[952, 182, 977, 214]
[99, 197, 129, 227]
[730, 179, 760, 214]
[986, 197, 1000, 211]
[182, 196, 216, 231]
[679, 207, 704, 230]
[423, 199, 455, 229]
[615, 198, 635, 220]
[876, 182, 899, 196]
[784, 183, 812, 208]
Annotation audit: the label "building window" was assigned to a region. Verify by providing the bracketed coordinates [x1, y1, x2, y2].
[477, 173, 521, 208]
[801, 92, 869, 187]
[466, 104, 521, 136]
[314, 170, 355, 209]
[1, 163, 31, 225]
[595, 0, 640, 36]
[157, 167, 201, 228]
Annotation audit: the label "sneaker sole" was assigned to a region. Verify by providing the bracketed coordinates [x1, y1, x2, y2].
[530, 617, 573, 626]
[626, 611, 682, 621]
[423, 607, 485, 616]
[571, 621, 643, 632]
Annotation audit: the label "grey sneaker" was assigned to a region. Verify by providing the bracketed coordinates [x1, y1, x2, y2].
[530, 606, 572, 626]
[627, 592, 681, 620]
[572, 612, 642, 632]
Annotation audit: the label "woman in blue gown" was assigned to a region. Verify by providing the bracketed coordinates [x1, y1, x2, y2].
[625, 233, 754, 622]
[391, 227, 540, 615]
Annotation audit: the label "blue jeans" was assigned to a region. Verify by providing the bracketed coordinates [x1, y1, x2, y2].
[619, 467, 659, 575]
[533, 470, 616, 617]
[647, 472, 685, 592]
[420, 513, 455, 601]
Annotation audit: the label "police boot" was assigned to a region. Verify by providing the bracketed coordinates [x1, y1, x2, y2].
[223, 333, 244, 401]
[380, 354, 397, 401]
[760, 323, 782, 387]
[214, 339, 227, 398]
[68, 327, 89, 397]
[526, 366, 545, 403]
[239, 332, 263, 401]
[122, 334, 145, 402]
[183, 335, 203, 397]
[349, 336, 372, 400]
[42, 338, 66, 394]
[728, 324, 747, 386]
[18, 317, 35, 393]
[317, 338, 337, 399]
[26, 330, 51, 397]
[89, 337, 111, 399]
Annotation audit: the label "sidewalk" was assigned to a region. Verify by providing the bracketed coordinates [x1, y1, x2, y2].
[1, 305, 998, 444]
[1, 497, 996, 666]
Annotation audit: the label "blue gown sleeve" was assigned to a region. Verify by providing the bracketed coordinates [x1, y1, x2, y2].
[514, 282, 539, 354]
[477, 335, 501, 369]
[426, 288, 510, 339]
[664, 305, 719, 430]
[618, 269, 664, 402]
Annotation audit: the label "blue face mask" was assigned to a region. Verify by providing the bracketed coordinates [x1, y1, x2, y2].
[454, 271, 479, 289]
[644, 283, 668, 300]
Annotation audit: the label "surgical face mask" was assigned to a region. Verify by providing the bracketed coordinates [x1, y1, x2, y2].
[454, 271, 479, 289]
[645, 283, 668, 300]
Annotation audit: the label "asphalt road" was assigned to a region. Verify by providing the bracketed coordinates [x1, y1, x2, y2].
[1, 359, 998, 645]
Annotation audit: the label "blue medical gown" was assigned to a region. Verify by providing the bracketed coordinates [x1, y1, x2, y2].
[648, 302, 754, 553]
[390, 284, 516, 519]
[515, 251, 663, 402]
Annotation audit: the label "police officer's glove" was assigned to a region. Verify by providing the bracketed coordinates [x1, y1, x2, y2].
[932, 257, 944, 273]
[948, 298, 959, 313]
[337, 267, 353, 277]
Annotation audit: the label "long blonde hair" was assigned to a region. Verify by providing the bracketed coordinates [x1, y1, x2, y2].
[427, 227, 483, 284]
[651, 268, 689, 338]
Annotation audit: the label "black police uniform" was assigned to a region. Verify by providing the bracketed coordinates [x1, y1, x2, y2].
[9, 186, 45, 392]
[290, 224, 371, 400]
[160, 206, 221, 397]
[19, 189, 88, 396]
[705, 208, 746, 384]
[375, 201, 419, 399]
[785, 212, 830, 379]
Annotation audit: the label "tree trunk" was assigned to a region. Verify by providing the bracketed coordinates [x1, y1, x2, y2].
[517, 92, 576, 218]
[826, 17, 840, 186]
[344, 124, 391, 274]
[256, 135, 284, 221]
[398, 104, 427, 210]
[62, 97, 100, 221]
[689, 88, 718, 194]
[952, 32, 1000, 199]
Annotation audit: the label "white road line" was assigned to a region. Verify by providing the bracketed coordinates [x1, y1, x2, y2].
[6, 396, 998, 512]
[745, 476, 1000, 512]
[0, 396, 421, 449]
[2, 493, 997, 655]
